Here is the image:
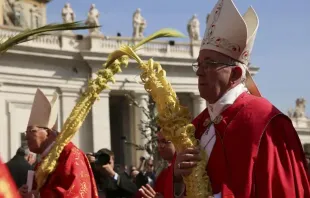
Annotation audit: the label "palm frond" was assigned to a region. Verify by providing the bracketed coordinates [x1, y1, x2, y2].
[133, 28, 185, 50]
[0, 21, 98, 53]
[105, 48, 128, 67]
[105, 28, 185, 68]
[106, 45, 142, 66]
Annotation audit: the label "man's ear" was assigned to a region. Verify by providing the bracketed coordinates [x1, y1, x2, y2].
[230, 66, 243, 82]
[46, 128, 57, 138]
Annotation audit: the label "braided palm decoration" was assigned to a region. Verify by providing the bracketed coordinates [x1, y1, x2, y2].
[34, 28, 206, 192]
[105, 35, 213, 197]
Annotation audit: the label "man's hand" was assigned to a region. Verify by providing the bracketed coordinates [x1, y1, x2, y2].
[139, 184, 163, 198]
[86, 154, 95, 163]
[18, 184, 28, 197]
[140, 156, 146, 162]
[102, 163, 116, 178]
[24, 191, 39, 198]
[27, 154, 36, 166]
[18, 184, 39, 198]
[174, 147, 201, 180]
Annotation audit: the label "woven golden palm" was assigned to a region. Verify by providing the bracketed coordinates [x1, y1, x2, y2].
[106, 40, 213, 198]
[32, 28, 212, 197]
[33, 28, 191, 187]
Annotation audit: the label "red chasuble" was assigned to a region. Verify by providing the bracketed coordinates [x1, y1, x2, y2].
[34, 142, 98, 198]
[134, 154, 176, 198]
[153, 154, 176, 198]
[0, 158, 20, 198]
[193, 92, 310, 198]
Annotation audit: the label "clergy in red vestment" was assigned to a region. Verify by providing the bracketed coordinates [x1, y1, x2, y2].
[173, 0, 310, 198]
[23, 89, 98, 198]
[0, 157, 20, 198]
[136, 130, 177, 198]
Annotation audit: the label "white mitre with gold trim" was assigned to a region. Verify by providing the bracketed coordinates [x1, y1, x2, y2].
[28, 89, 59, 130]
[201, 0, 261, 97]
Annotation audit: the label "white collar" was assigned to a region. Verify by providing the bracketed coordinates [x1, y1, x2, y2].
[41, 142, 55, 158]
[207, 83, 248, 120]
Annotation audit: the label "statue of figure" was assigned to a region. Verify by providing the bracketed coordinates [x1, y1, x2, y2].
[293, 98, 307, 118]
[85, 4, 101, 34]
[187, 14, 200, 41]
[206, 13, 210, 25]
[62, 3, 75, 23]
[287, 108, 294, 118]
[132, 8, 147, 38]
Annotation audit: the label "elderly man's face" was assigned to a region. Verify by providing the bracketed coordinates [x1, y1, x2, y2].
[196, 49, 242, 104]
[25, 126, 50, 154]
[157, 131, 175, 161]
[145, 159, 154, 172]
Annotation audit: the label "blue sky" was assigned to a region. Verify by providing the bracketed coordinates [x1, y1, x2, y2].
[46, 0, 310, 115]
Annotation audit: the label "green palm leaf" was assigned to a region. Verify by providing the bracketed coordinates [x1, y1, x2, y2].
[133, 28, 185, 50]
[105, 28, 185, 67]
[0, 21, 98, 53]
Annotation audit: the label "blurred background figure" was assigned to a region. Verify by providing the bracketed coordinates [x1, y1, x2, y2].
[135, 129, 177, 198]
[6, 146, 36, 189]
[137, 156, 156, 187]
[88, 148, 137, 198]
[131, 170, 140, 183]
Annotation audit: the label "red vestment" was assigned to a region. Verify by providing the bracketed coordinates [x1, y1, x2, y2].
[134, 154, 176, 198]
[153, 154, 176, 198]
[34, 142, 98, 198]
[193, 92, 310, 198]
[0, 157, 20, 198]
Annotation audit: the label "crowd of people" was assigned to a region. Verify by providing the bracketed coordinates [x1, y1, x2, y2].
[4, 129, 176, 198]
[83, 129, 176, 198]
[1, 0, 310, 197]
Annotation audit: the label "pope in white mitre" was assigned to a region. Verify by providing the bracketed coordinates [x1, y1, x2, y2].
[23, 89, 98, 198]
[172, 0, 310, 198]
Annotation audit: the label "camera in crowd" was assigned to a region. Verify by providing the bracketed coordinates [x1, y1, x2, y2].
[93, 150, 111, 166]
[135, 172, 149, 189]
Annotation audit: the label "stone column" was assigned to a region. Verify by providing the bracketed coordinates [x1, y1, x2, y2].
[132, 92, 150, 163]
[60, 88, 82, 148]
[0, 85, 8, 161]
[91, 91, 111, 152]
[191, 93, 207, 118]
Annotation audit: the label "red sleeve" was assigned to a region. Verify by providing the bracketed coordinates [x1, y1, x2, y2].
[40, 146, 98, 198]
[0, 158, 20, 198]
[255, 116, 310, 198]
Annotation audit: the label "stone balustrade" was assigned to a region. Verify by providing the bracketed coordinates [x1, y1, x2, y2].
[0, 25, 260, 75]
[0, 25, 201, 58]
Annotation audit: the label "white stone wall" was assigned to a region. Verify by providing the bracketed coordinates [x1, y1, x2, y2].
[292, 118, 310, 145]
[0, 26, 259, 164]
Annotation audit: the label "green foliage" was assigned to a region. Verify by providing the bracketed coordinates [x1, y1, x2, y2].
[123, 92, 168, 174]
[0, 21, 98, 53]
[124, 92, 158, 156]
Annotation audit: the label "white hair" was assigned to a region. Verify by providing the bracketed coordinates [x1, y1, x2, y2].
[236, 62, 247, 82]
[228, 58, 247, 83]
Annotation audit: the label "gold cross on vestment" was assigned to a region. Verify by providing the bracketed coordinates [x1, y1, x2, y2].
[203, 115, 223, 134]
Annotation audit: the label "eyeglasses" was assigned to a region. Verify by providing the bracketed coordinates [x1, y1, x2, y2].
[157, 140, 172, 148]
[192, 60, 236, 73]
